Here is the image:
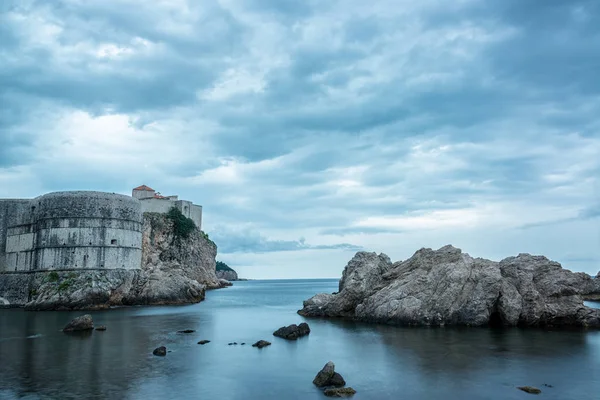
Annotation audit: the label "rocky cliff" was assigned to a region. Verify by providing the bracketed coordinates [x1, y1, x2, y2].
[299, 245, 600, 328]
[0, 213, 221, 310]
[215, 261, 239, 281]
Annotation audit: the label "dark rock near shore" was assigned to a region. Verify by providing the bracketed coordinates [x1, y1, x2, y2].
[197, 340, 210, 345]
[273, 322, 311, 340]
[177, 329, 195, 334]
[313, 361, 336, 387]
[63, 314, 94, 332]
[95, 325, 107, 331]
[252, 340, 271, 348]
[153, 346, 167, 356]
[324, 387, 356, 397]
[299, 245, 600, 328]
[518, 386, 541, 394]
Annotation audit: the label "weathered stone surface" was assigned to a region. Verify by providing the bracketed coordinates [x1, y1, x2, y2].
[95, 325, 107, 331]
[273, 322, 311, 340]
[218, 278, 233, 287]
[313, 361, 336, 387]
[153, 346, 167, 356]
[1, 213, 219, 310]
[216, 270, 238, 281]
[251, 340, 271, 348]
[299, 245, 600, 328]
[328, 373, 346, 387]
[324, 387, 356, 397]
[63, 314, 94, 332]
[518, 386, 541, 394]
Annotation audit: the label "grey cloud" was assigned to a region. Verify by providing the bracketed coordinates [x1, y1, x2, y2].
[210, 227, 362, 254]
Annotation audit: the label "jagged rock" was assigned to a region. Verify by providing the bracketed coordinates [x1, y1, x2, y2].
[313, 361, 335, 387]
[218, 279, 233, 287]
[324, 387, 356, 397]
[252, 340, 271, 348]
[177, 329, 195, 334]
[63, 314, 94, 332]
[518, 386, 541, 394]
[273, 322, 311, 340]
[216, 270, 239, 281]
[153, 346, 167, 356]
[95, 325, 107, 331]
[328, 373, 346, 387]
[298, 245, 600, 328]
[197, 340, 210, 345]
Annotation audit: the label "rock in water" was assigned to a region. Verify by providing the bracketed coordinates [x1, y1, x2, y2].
[95, 325, 107, 331]
[518, 386, 541, 394]
[273, 322, 311, 340]
[251, 340, 271, 348]
[328, 373, 346, 387]
[298, 245, 600, 328]
[324, 387, 356, 397]
[153, 346, 167, 356]
[313, 361, 336, 387]
[218, 279, 233, 287]
[177, 329, 195, 334]
[63, 314, 94, 332]
[197, 340, 210, 345]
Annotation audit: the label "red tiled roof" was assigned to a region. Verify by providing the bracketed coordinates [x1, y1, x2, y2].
[133, 185, 154, 191]
[154, 194, 167, 199]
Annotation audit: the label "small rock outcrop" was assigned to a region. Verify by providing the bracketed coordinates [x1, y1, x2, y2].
[273, 322, 311, 340]
[299, 246, 600, 328]
[324, 387, 356, 397]
[518, 386, 541, 394]
[95, 325, 107, 331]
[252, 340, 271, 348]
[177, 329, 195, 334]
[197, 340, 210, 345]
[153, 346, 167, 356]
[62, 314, 94, 332]
[313, 361, 346, 388]
[218, 279, 233, 287]
[216, 261, 239, 281]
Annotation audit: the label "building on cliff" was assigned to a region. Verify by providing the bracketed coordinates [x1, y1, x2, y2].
[0, 187, 202, 273]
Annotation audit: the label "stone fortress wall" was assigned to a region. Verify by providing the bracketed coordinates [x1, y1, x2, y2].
[0, 192, 143, 272]
[0, 186, 202, 273]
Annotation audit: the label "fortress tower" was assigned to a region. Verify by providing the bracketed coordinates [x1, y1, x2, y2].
[0, 192, 142, 272]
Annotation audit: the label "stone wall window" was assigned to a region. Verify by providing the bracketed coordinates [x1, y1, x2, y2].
[111, 239, 117, 245]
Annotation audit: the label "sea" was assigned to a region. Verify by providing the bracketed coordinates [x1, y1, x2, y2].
[1, 279, 599, 399]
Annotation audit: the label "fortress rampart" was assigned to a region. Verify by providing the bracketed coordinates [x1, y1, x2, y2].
[0, 192, 142, 272]
[0, 186, 202, 274]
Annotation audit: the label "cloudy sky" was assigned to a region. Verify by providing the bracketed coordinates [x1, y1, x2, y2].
[1, 0, 599, 278]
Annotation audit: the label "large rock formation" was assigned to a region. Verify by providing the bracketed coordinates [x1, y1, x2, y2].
[298, 245, 600, 328]
[0, 213, 221, 310]
[215, 261, 239, 281]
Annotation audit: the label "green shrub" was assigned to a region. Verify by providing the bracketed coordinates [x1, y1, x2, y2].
[48, 271, 59, 282]
[167, 207, 196, 240]
[58, 279, 73, 292]
[216, 261, 234, 272]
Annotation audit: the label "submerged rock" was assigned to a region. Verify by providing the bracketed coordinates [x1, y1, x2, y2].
[324, 387, 356, 397]
[252, 340, 271, 348]
[177, 329, 195, 334]
[153, 346, 167, 356]
[273, 322, 311, 340]
[63, 314, 94, 332]
[298, 245, 600, 328]
[197, 340, 210, 345]
[518, 386, 541, 394]
[95, 325, 107, 331]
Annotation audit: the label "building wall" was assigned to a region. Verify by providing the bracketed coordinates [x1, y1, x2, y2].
[0, 200, 32, 272]
[139, 198, 203, 229]
[1, 192, 143, 272]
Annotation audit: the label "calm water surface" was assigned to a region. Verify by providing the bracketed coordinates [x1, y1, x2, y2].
[1, 280, 599, 399]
